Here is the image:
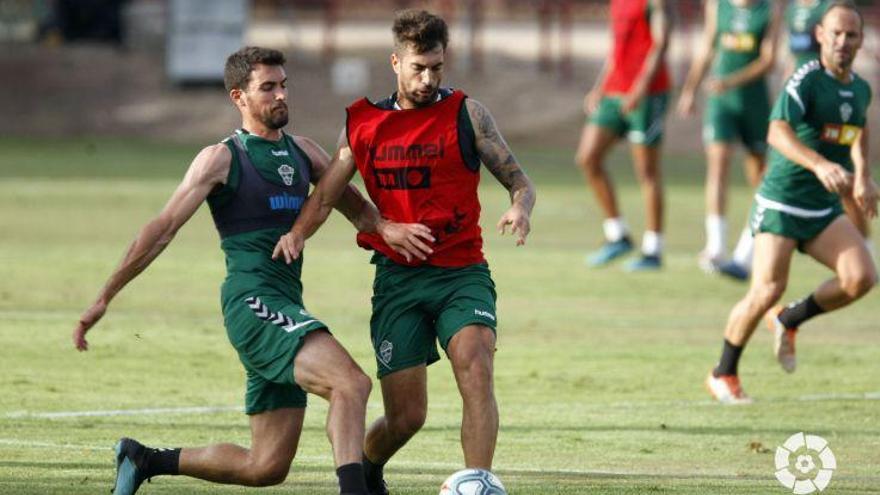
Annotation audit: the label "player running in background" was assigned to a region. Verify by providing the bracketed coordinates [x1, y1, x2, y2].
[785, 0, 830, 76]
[786, 0, 872, 244]
[71, 47, 414, 495]
[574, 0, 672, 271]
[272, 10, 536, 494]
[706, 2, 876, 404]
[678, 0, 783, 280]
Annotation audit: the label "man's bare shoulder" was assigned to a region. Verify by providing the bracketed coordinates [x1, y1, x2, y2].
[190, 143, 232, 186]
[290, 135, 325, 156]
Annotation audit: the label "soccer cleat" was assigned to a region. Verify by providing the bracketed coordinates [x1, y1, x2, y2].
[587, 236, 633, 267]
[368, 479, 389, 495]
[766, 306, 797, 373]
[623, 254, 662, 271]
[698, 250, 723, 274]
[112, 438, 150, 495]
[716, 260, 750, 281]
[705, 371, 753, 405]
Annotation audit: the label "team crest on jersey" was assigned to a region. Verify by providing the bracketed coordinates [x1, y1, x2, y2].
[731, 9, 751, 32]
[277, 164, 295, 186]
[378, 340, 393, 365]
[839, 102, 853, 123]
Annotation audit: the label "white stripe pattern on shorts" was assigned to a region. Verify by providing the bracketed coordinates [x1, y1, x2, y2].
[754, 194, 833, 219]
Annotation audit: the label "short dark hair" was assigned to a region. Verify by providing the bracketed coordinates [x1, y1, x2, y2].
[821, 1, 864, 32]
[392, 9, 448, 53]
[224, 46, 286, 92]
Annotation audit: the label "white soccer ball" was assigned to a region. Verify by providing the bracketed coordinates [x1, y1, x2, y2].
[439, 468, 507, 495]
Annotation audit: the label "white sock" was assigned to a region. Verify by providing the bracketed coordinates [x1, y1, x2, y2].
[642, 231, 663, 257]
[602, 217, 628, 243]
[731, 227, 754, 268]
[704, 214, 727, 258]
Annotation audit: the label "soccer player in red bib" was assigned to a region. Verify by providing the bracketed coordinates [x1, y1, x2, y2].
[272, 10, 536, 495]
[575, 0, 672, 270]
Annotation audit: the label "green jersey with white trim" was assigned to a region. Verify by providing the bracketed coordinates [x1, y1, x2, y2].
[759, 61, 872, 210]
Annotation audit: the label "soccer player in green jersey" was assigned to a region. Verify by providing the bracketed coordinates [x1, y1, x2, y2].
[71, 47, 417, 494]
[786, 0, 872, 245]
[679, 0, 783, 280]
[706, 3, 877, 404]
[785, 0, 830, 75]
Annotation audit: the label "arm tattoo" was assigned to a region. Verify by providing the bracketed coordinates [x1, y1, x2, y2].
[467, 100, 535, 212]
[470, 100, 536, 211]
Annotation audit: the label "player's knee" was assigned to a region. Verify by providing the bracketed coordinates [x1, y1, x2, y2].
[388, 402, 426, 437]
[246, 459, 290, 487]
[750, 281, 785, 310]
[841, 270, 876, 299]
[635, 166, 659, 184]
[335, 366, 372, 404]
[349, 369, 373, 403]
[576, 151, 603, 176]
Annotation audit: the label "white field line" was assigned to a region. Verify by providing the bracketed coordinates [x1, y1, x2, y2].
[3, 439, 879, 482]
[4, 391, 879, 420]
[0, 438, 765, 479]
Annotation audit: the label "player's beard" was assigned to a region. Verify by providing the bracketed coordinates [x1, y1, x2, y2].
[262, 103, 289, 130]
[406, 85, 439, 108]
[831, 49, 855, 71]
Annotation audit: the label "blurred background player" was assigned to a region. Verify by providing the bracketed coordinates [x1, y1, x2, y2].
[706, 2, 877, 404]
[785, 0, 830, 75]
[272, 10, 535, 494]
[678, 0, 783, 280]
[575, 0, 672, 271]
[72, 47, 380, 495]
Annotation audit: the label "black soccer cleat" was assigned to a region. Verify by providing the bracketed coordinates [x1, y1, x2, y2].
[368, 480, 390, 495]
[112, 437, 151, 495]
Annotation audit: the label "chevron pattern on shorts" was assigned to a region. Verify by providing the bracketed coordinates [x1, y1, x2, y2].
[243, 296, 320, 333]
[244, 296, 296, 329]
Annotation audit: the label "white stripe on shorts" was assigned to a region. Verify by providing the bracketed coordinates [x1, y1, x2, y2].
[754, 194, 833, 219]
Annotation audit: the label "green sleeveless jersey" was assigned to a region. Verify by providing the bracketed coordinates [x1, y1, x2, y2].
[207, 130, 313, 306]
[759, 61, 872, 210]
[713, 0, 772, 87]
[786, 0, 828, 69]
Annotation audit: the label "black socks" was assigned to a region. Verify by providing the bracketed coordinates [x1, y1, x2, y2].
[142, 447, 181, 477]
[337, 462, 368, 495]
[714, 339, 744, 376]
[363, 453, 385, 492]
[778, 294, 825, 330]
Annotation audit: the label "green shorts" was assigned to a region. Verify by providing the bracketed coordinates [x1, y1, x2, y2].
[223, 292, 327, 414]
[703, 93, 770, 154]
[589, 93, 669, 146]
[370, 254, 498, 378]
[750, 195, 844, 251]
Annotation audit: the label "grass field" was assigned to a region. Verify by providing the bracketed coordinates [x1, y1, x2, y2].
[1, 137, 878, 494]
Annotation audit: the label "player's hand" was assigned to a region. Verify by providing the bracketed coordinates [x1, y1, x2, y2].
[853, 176, 879, 219]
[497, 204, 531, 246]
[621, 91, 643, 115]
[378, 220, 434, 263]
[814, 161, 853, 195]
[676, 90, 695, 117]
[584, 89, 602, 115]
[272, 231, 305, 264]
[73, 300, 107, 351]
[706, 77, 727, 95]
